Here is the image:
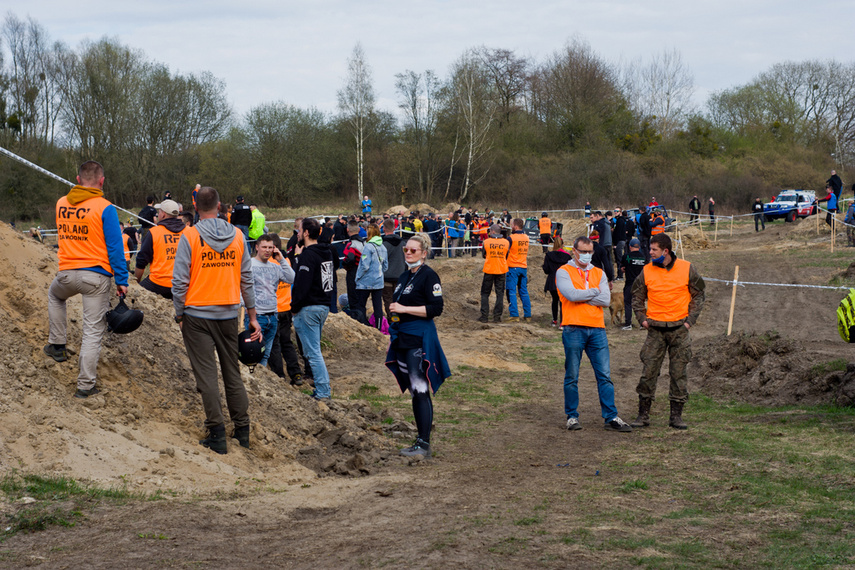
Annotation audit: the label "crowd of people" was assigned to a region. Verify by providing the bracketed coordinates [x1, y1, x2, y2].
[46, 164, 709, 459]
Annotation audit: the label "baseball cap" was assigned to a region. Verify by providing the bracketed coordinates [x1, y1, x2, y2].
[155, 199, 180, 216]
[629, 238, 640, 247]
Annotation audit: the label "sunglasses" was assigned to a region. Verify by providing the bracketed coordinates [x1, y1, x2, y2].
[404, 247, 422, 254]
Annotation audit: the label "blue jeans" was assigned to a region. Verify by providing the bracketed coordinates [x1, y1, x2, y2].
[293, 305, 331, 398]
[245, 312, 277, 366]
[562, 326, 618, 421]
[506, 267, 531, 318]
[234, 225, 249, 240]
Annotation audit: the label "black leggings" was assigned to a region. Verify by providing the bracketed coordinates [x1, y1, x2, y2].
[550, 290, 561, 322]
[396, 348, 433, 444]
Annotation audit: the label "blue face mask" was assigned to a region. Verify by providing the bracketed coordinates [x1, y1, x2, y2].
[652, 254, 666, 265]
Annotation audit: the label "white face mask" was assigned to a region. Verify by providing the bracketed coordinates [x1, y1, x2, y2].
[577, 253, 593, 266]
[406, 259, 423, 269]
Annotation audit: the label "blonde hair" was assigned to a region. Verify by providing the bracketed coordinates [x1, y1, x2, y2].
[407, 232, 431, 253]
[553, 235, 564, 251]
[366, 224, 381, 240]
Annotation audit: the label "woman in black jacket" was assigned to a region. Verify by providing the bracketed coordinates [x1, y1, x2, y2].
[541, 235, 572, 327]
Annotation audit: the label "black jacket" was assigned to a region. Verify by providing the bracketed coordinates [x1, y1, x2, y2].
[135, 216, 186, 270]
[620, 250, 646, 285]
[291, 243, 335, 313]
[592, 242, 614, 282]
[230, 203, 252, 226]
[613, 217, 628, 243]
[139, 205, 158, 229]
[542, 250, 572, 292]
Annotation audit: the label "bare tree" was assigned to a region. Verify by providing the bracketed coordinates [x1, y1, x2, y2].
[624, 48, 695, 137]
[449, 49, 496, 202]
[395, 69, 441, 202]
[475, 47, 528, 128]
[337, 43, 375, 202]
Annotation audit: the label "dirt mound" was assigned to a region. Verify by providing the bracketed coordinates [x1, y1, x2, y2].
[385, 205, 409, 215]
[677, 225, 715, 250]
[691, 332, 854, 406]
[0, 223, 403, 492]
[789, 214, 832, 237]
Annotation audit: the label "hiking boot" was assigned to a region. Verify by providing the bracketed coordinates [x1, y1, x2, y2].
[232, 425, 250, 449]
[522, 317, 531, 322]
[492, 317, 502, 323]
[669, 401, 688, 430]
[400, 438, 431, 459]
[631, 396, 652, 428]
[604, 417, 633, 432]
[478, 316, 488, 323]
[74, 386, 100, 399]
[200, 424, 228, 454]
[290, 374, 304, 387]
[566, 417, 582, 431]
[44, 344, 68, 363]
[506, 317, 520, 323]
[621, 325, 632, 331]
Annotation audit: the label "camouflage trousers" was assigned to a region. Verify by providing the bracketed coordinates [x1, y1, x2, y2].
[637, 324, 691, 403]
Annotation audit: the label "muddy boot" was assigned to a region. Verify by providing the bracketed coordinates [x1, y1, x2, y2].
[200, 424, 227, 454]
[232, 425, 250, 449]
[630, 396, 652, 428]
[669, 401, 688, 430]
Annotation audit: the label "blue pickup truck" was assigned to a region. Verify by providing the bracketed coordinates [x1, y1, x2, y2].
[762, 190, 817, 222]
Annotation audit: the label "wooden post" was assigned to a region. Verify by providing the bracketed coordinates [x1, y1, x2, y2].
[730, 215, 734, 236]
[678, 229, 685, 259]
[727, 266, 739, 336]
[714, 218, 718, 242]
[831, 212, 835, 252]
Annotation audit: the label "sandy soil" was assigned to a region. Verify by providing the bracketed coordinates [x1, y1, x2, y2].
[0, 215, 853, 568]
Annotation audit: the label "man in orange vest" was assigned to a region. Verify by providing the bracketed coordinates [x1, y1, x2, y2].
[506, 218, 532, 322]
[479, 224, 510, 323]
[630, 233, 705, 430]
[538, 211, 552, 254]
[172, 186, 261, 454]
[134, 199, 185, 299]
[649, 208, 666, 236]
[46, 161, 129, 398]
[556, 236, 632, 432]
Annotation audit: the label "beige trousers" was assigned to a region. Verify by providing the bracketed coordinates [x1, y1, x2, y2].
[48, 269, 112, 390]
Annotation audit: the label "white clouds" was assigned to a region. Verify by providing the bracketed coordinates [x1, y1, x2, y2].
[8, 0, 854, 117]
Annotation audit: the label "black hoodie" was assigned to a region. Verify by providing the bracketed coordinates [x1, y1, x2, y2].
[382, 234, 406, 282]
[291, 243, 335, 313]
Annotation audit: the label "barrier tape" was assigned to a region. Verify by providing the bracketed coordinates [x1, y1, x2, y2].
[705, 276, 850, 291]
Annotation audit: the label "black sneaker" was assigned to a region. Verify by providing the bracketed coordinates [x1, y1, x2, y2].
[400, 439, 431, 459]
[604, 417, 633, 432]
[290, 374, 304, 387]
[74, 386, 100, 399]
[44, 344, 68, 363]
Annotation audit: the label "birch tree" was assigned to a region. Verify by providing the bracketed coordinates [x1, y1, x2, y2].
[337, 43, 375, 202]
[449, 50, 495, 202]
[395, 69, 441, 202]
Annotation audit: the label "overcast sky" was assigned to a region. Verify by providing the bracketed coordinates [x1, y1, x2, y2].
[8, 1, 855, 119]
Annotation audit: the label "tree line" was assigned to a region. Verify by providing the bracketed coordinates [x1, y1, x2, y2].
[1, 12, 853, 223]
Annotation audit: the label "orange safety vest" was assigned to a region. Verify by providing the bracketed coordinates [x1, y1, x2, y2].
[148, 224, 186, 287]
[274, 257, 292, 312]
[558, 264, 605, 328]
[476, 221, 489, 238]
[56, 194, 113, 274]
[122, 233, 131, 261]
[482, 237, 510, 274]
[539, 217, 552, 234]
[651, 215, 666, 235]
[507, 233, 529, 268]
[183, 226, 245, 307]
[643, 258, 692, 322]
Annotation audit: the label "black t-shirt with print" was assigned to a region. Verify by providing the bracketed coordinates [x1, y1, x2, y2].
[392, 264, 444, 350]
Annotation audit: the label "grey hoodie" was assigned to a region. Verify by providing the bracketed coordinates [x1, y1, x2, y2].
[172, 217, 256, 320]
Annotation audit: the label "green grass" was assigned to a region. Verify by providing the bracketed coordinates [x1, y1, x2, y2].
[1, 472, 150, 540]
[810, 358, 848, 375]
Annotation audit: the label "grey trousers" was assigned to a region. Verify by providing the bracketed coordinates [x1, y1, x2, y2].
[48, 269, 112, 390]
[480, 273, 506, 321]
[181, 314, 249, 430]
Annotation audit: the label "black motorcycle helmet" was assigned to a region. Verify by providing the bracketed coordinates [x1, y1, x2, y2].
[238, 330, 265, 368]
[106, 296, 144, 334]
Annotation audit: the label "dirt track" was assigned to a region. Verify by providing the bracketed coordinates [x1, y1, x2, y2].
[1, 215, 853, 568]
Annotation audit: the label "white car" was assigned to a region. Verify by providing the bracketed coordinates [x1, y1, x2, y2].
[762, 190, 817, 222]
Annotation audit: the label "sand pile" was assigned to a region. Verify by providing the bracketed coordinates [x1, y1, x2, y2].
[0, 223, 406, 493]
